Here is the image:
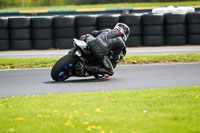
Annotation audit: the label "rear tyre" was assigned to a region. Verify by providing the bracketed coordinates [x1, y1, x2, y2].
[51, 54, 80, 81]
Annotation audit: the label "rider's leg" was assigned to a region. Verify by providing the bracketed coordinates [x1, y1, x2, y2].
[99, 56, 114, 76]
[84, 56, 114, 76]
[84, 66, 108, 74]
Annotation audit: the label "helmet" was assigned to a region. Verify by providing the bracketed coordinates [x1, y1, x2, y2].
[114, 23, 130, 42]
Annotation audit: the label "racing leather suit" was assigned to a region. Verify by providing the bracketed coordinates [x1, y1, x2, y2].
[68, 29, 126, 76]
[85, 29, 126, 76]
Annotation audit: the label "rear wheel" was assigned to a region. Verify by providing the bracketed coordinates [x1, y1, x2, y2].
[51, 54, 80, 81]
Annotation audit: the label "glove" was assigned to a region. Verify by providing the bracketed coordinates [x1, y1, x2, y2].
[91, 30, 99, 37]
[80, 35, 86, 41]
[113, 63, 117, 68]
[112, 56, 120, 68]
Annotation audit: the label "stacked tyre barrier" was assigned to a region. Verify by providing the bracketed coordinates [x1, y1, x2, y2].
[186, 13, 200, 44]
[0, 18, 9, 50]
[54, 16, 75, 49]
[119, 14, 142, 47]
[10, 17, 32, 50]
[0, 13, 200, 51]
[97, 15, 119, 30]
[142, 14, 164, 46]
[76, 15, 97, 38]
[164, 14, 187, 45]
[31, 17, 54, 49]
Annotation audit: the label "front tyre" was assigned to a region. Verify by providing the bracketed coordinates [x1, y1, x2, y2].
[51, 54, 80, 81]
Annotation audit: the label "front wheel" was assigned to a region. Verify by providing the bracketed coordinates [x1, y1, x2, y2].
[51, 54, 80, 81]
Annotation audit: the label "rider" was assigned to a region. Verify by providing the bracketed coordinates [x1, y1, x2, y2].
[69, 23, 130, 76]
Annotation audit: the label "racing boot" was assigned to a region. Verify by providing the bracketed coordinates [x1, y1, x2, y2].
[94, 74, 104, 79]
[75, 62, 84, 76]
[104, 74, 110, 78]
[94, 74, 110, 79]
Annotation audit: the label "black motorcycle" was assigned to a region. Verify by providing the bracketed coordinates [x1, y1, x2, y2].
[51, 39, 118, 81]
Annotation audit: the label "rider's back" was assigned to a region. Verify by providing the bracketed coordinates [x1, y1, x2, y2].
[88, 29, 126, 58]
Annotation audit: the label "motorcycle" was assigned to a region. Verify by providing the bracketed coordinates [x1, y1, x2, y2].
[51, 39, 117, 81]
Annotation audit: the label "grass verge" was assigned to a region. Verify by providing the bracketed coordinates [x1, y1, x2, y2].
[121, 53, 200, 65]
[0, 57, 60, 69]
[0, 53, 200, 70]
[0, 1, 200, 11]
[0, 86, 200, 133]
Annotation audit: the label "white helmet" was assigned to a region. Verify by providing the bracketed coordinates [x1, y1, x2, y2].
[114, 23, 130, 41]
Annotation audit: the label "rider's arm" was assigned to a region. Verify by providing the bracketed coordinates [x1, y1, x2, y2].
[118, 48, 127, 61]
[107, 29, 121, 39]
[91, 30, 99, 37]
[112, 39, 126, 66]
[112, 46, 125, 66]
[92, 29, 111, 37]
[80, 34, 95, 43]
[85, 34, 95, 43]
[113, 47, 123, 61]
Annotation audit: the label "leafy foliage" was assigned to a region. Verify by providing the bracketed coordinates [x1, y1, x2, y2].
[0, 0, 199, 9]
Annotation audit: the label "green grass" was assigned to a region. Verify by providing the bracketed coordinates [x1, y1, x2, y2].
[121, 53, 200, 64]
[0, 57, 60, 69]
[0, 86, 200, 133]
[0, 1, 200, 11]
[0, 53, 200, 70]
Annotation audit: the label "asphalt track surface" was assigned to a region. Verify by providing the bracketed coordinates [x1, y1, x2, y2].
[0, 63, 200, 98]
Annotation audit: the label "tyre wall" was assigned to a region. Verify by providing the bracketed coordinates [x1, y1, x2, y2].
[186, 13, 200, 45]
[75, 15, 97, 38]
[31, 17, 54, 49]
[97, 15, 119, 30]
[0, 18, 10, 50]
[119, 14, 142, 47]
[54, 16, 75, 49]
[0, 13, 200, 51]
[164, 13, 187, 45]
[9, 17, 32, 50]
[142, 14, 164, 46]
